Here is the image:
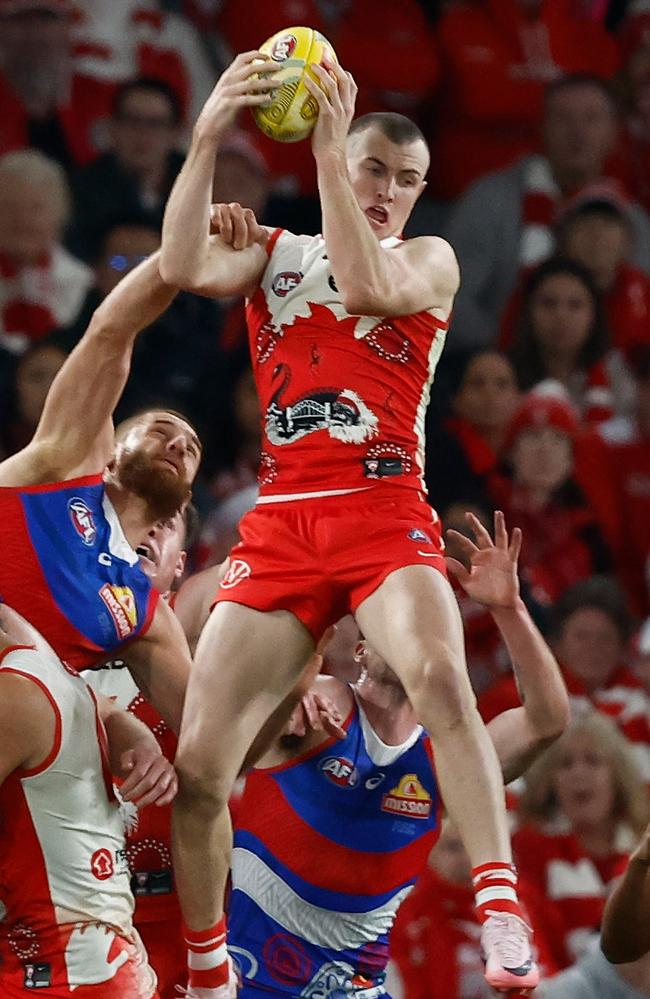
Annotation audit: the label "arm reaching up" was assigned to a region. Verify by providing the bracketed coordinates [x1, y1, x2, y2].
[447, 511, 570, 782]
[160, 54, 277, 298]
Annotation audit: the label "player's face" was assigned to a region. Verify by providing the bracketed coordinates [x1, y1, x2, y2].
[136, 511, 186, 596]
[346, 128, 429, 240]
[552, 733, 616, 831]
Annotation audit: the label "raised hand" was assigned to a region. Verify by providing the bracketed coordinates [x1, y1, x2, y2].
[210, 202, 268, 251]
[195, 51, 282, 140]
[445, 510, 522, 610]
[303, 54, 357, 159]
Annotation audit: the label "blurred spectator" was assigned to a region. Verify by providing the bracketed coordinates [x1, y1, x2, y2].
[212, 129, 270, 222]
[514, 712, 649, 967]
[0, 339, 65, 459]
[53, 217, 225, 431]
[426, 349, 520, 514]
[445, 75, 650, 350]
[0, 149, 92, 356]
[576, 344, 650, 615]
[215, 0, 326, 55]
[539, 945, 650, 999]
[481, 576, 650, 783]
[430, 0, 619, 200]
[68, 77, 185, 261]
[0, 0, 115, 169]
[71, 0, 214, 122]
[488, 390, 611, 604]
[614, 10, 650, 215]
[509, 258, 613, 421]
[202, 348, 260, 494]
[194, 483, 257, 569]
[389, 818, 557, 998]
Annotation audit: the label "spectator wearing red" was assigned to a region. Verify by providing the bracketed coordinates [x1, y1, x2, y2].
[426, 349, 520, 515]
[445, 75, 650, 351]
[514, 712, 650, 968]
[576, 344, 650, 616]
[509, 258, 614, 422]
[0, 0, 116, 170]
[430, 0, 620, 200]
[489, 389, 611, 605]
[611, 13, 650, 216]
[389, 819, 558, 998]
[481, 577, 650, 785]
[0, 149, 92, 355]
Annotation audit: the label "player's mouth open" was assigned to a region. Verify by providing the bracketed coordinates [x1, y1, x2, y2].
[366, 206, 388, 225]
[136, 544, 157, 569]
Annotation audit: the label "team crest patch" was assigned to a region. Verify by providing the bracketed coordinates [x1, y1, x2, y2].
[381, 774, 432, 819]
[99, 584, 138, 640]
[319, 756, 359, 788]
[408, 528, 431, 543]
[221, 559, 252, 590]
[68, 497, 97, 546]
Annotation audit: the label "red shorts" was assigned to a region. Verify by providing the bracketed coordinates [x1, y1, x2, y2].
[214, 488, 446, 639]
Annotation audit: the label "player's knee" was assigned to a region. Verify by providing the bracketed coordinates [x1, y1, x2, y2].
[175, 751, 231, 816]
[408, 650, 474, 728]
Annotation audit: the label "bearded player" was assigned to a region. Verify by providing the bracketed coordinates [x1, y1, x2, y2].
[161, 52, 539, 995]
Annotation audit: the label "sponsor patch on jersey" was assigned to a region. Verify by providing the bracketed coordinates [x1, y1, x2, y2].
[68, 497, 97, 546]
[221, 559, 252, 590]
[319, 756, 359, 788]
[408, 528, 431, 543]
[23, 962, 51, 988]
[363, 457, 403, 478]
[99, 584, 138, 640]
[271, 33, 297, 61]
[90, 847, 114, 881]
[381, 773, 432, 819]
[272, 271, 302, 297]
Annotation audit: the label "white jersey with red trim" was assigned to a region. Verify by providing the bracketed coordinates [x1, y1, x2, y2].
[246, 230, 448, 501]
[0, 644, 156, 994]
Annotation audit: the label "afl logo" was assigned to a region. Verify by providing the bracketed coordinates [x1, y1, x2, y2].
[272, 271, 302, 297]
[221, 559, 252, 590]
[68, 497, 97, 546]
[320, 756, 359, 788]
[271, 34, 297, 62]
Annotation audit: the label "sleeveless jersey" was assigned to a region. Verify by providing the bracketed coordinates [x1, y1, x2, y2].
[229, 698, 441, 997]
[247, 231, 448, 501]
[0, 644, 155, 995]
[0, 475, 159, 669]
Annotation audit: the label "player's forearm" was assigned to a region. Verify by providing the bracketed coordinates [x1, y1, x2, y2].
[100, 698, 160, 777]
[490, 598, 569, 741]
[160, 130, 217, 289]
[91, 252, 178, 345]
[601, 855, 650, 963]
[316, 150, 392, 314]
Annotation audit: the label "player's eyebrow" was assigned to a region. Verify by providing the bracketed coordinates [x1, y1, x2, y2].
[153, 418, 202, 451]
[365, 157, 422, 179]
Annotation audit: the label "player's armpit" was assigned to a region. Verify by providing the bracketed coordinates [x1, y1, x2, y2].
[126, 599, 191, 733]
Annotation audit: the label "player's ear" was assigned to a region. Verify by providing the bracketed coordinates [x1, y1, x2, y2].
[175, 550, 187, 580]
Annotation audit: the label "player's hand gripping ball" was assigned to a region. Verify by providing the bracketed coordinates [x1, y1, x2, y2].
[252, 26, 337, 143]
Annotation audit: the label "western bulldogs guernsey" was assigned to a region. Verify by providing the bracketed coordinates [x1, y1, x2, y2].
[0, 475, 158, 669]
[247, 230, 448, 501]
[229, 698, 441, 998]
[0, 645, 157, 996]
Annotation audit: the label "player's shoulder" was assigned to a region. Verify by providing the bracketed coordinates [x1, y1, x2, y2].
[399, 235, 460, 292]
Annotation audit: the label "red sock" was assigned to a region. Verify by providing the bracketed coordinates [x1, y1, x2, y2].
[184, 916, 229, 989]
[472, 862, 525, 924]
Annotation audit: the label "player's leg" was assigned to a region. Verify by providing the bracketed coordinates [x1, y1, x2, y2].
[172, 601, 314, 996]
[356, 565, 539, 991]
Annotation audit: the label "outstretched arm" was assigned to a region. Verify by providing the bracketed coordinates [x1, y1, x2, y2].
[0, 253, 178, 486]
[447, 512, 569, 783]
[601, 825, 650, 963]
[304, 58, 459, 317]
[160, 52, 275, 297]
[125, 598, 191, 733]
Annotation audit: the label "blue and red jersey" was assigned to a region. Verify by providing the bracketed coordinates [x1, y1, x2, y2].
[229, 698, 441, 997]
[0, 475, 158, 669]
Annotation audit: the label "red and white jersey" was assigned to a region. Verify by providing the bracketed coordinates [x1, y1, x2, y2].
[0, 644, 156, 996]
[247, 230, 449, 502]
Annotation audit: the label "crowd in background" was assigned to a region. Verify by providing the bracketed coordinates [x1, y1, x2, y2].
[2, 0, 650, 995]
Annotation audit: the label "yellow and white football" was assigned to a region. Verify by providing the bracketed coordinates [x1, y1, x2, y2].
[252, 25, 337, 143]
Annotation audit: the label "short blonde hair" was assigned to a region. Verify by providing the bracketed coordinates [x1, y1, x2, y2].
[0, 149, 71, 229]
[519, 710, 650, 836]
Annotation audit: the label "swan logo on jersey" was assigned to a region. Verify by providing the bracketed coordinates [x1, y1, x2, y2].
[98, 584, 138, 640]
[266, 364, 379, 446]
[381, 774, 432, 818]
[272, 271, 302, 297]
[271, 33, 297, 61]
[221, 559, 252, 589]
[68, 497, 97, 546]
[90, 848, 114, 881]
[320, 756, 359, 788]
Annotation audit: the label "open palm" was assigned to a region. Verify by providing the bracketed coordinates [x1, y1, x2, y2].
[445, 511, 521, 610]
